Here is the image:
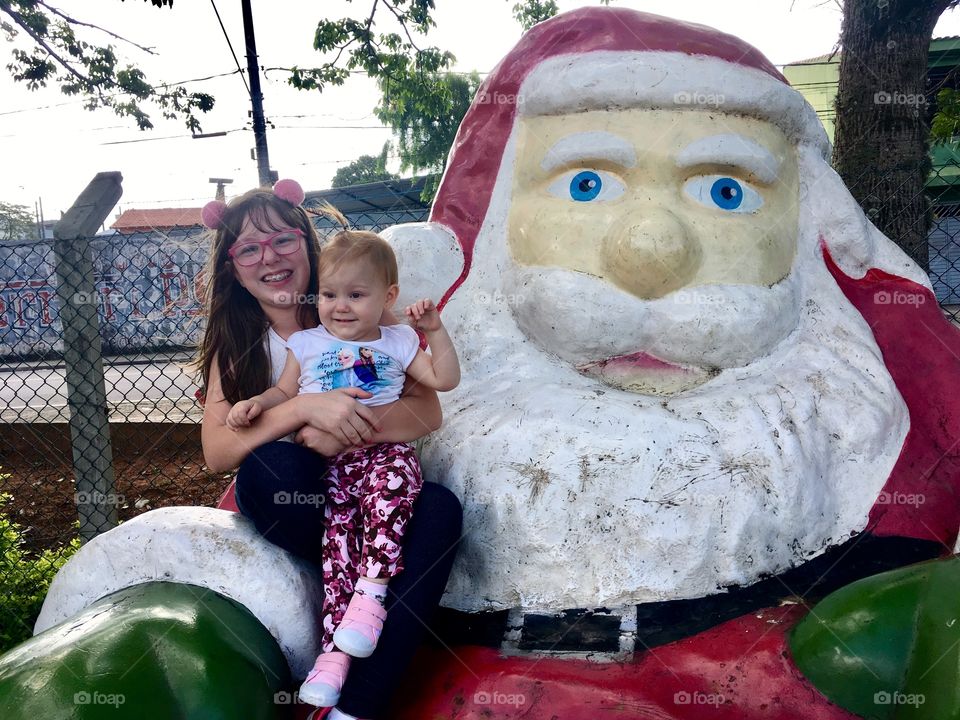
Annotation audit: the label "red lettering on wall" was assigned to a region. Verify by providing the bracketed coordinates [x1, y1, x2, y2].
[36, 290, 54, 327]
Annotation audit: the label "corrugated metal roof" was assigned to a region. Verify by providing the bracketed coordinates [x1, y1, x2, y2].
[304, 176, 432, 216]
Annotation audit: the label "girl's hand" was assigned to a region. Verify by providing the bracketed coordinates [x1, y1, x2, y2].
[297, 387, 379, 447]
[294, 426, 353, 457]
[404, 298, 442, 333]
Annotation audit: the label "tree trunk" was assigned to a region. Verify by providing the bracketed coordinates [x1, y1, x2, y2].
[833, 0, 956, 272]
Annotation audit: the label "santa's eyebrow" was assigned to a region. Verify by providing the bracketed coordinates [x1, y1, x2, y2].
[540, 132, 637, 172]
[675, 134, 780, 184]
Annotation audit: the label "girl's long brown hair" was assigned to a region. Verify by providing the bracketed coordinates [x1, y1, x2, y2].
[193, 189, 342, 405]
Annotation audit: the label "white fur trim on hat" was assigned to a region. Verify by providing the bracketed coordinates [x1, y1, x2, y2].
[519, 51, 830, 159]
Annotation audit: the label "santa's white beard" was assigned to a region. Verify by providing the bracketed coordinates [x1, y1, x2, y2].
[423, 237, 908, 613]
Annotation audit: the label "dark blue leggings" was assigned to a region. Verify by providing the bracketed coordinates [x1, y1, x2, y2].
[234, 440, 462, 719]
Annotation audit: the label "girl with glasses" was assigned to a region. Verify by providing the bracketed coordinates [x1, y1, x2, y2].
[194, 181, 462, 720]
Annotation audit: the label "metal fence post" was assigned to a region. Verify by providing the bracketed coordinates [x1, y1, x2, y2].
[53, 172, 123, 542]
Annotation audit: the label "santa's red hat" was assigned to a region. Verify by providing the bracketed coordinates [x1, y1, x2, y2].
[431, 7, 828, 306]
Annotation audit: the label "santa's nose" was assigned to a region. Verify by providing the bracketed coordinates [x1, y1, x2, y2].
[601, 210, 701, 299]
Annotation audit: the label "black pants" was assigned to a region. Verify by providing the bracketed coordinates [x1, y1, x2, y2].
[234, 440, 462, 719]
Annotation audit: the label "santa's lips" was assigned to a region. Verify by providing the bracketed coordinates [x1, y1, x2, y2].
[577, 351, 694, 374]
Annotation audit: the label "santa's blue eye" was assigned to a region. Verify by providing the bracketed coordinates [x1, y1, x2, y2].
[570, 171, 602, 201]
[548, 169, 625, 203]
[684, 175, 763, 213]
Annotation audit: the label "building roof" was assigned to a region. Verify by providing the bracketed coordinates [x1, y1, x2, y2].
[304, 176, 433, 217]
[112, 208, 203, 232]
[786, 50, 840, 66]
[109, 177, 433, 233]
[786, 36, 960, 68]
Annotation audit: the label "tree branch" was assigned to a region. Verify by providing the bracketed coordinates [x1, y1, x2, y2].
[0, 4, 104, 94]
[382, 0, 423, 53]
[36, 1, 157, 55]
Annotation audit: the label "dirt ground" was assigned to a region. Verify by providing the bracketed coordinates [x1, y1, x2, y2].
[0, 423, 232, 552]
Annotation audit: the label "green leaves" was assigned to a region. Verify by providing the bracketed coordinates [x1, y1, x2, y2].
[332, 141, 399, 187]
[512, 0, 558, 31]
[0, 202, 36, 241]
[375, 69, 480, 200]
[0, 490, 79, 652]
[932, 88, 960, 144]
[0, 0, 212, 131]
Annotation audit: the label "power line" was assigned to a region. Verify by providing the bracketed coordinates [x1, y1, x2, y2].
[209, 0, 251, 98]
[99, 128, 245, 146]
[0, 69, 242, 118]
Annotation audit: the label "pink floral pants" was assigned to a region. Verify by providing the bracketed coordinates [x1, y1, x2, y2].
[320, 442, 423, 652]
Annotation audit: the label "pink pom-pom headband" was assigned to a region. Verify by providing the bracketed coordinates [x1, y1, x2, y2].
[201, 179, 306, 231]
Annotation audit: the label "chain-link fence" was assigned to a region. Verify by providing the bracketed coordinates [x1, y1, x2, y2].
[0, 175, 429, 649]
[928, 152, 960, 324]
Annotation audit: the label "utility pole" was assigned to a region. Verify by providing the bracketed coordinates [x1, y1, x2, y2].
[209, 178, 234, 202]
[241, 0, 276, 188]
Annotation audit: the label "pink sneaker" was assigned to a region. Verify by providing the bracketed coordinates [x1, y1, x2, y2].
[333, 592, 387, 658]
[298, 651, 351, 707]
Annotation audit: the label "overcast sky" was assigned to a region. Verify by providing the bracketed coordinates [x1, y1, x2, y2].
[3, 0, 960, 222]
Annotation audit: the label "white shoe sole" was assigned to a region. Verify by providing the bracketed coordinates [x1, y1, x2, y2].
[333, 627, 376, 658]
[298, 681, 340, 707]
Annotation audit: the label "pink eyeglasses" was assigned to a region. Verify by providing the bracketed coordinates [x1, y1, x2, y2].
[228, 228, 305, 266]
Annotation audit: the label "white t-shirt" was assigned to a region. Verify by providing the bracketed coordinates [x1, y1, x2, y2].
[285, 324, 420, 407]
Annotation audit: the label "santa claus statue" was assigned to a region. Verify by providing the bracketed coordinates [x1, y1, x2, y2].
[2, 7, 959, 720]
[382, 6, 960, 716]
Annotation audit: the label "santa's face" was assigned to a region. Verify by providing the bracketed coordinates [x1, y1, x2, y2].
[505, 109, 801, 394]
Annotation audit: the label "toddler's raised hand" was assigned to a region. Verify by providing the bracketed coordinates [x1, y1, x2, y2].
[226, 399, 262, 430]
[404, 298, 442, 333]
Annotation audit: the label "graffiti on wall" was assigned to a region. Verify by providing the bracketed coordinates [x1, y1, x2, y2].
[0, 232, 207, 359]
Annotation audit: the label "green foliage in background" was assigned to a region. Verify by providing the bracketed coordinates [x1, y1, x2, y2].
[0, 201, 35, 241]
[512, 0, 559, 31]
[932, 88, 960, 144]
[375, 70, 481, 200]
[0, 0, 212, 130]
[0, 482, 80, 653]
[331, 141, 399, 187]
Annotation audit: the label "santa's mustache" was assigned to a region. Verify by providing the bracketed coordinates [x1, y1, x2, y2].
[500, 264, 801, 369]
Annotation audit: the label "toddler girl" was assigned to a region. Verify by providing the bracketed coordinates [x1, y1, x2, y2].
[227, 229, 460, 707]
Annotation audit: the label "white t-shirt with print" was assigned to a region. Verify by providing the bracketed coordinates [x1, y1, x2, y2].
[285, 324, 420, 407]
